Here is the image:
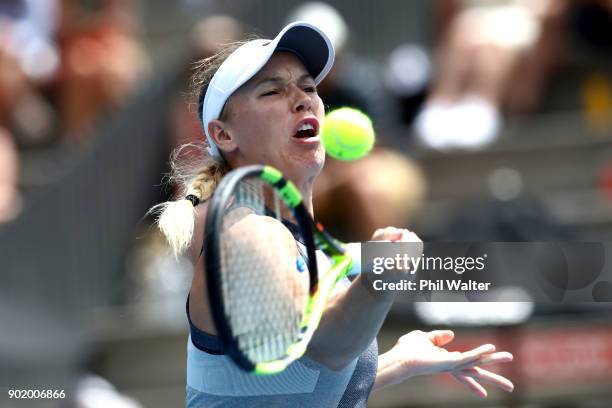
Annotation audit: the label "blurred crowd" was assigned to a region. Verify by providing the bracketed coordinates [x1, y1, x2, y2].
[418, 0, 612, 149]
[0, 0, 150, 222]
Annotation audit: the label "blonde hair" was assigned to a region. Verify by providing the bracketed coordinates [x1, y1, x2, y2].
[150, 144, 228, 257]
[150, 40, 253, 257]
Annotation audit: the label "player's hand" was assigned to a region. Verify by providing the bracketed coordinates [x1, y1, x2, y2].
[369, 227, 423, 280]
[370, 226, 421, 243]
[376, 330, 514, 397]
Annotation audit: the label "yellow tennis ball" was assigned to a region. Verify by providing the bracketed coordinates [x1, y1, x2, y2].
[321, 107, 375, 161]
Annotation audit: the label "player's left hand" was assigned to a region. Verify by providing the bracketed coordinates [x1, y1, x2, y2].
[376, 330, 514, 397]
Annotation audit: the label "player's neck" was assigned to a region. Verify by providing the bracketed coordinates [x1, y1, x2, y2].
[297, 178, 315, 217]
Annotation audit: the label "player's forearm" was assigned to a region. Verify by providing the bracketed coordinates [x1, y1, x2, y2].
[305, 274, 396, 370]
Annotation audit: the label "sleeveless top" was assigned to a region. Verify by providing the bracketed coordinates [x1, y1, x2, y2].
[185, 275, 378, 407]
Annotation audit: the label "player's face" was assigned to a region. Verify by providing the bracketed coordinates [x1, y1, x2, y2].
[223, 52, 326, 186]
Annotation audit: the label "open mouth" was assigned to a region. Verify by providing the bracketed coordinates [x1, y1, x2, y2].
[293, 118, 319, 139]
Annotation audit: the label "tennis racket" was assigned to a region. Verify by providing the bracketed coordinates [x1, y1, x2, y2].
[204, 164, 353, 375]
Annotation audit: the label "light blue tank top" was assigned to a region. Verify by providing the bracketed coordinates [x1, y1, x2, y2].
[185, 276, 378, 407]
[186, 336, 377, 407]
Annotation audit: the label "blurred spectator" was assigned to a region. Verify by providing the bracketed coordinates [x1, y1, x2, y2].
[56, 0, 151, 139]
[416, 0, 558, 150]
[0, 127, 21, 223]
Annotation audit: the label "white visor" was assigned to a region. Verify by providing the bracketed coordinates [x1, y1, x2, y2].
[201, 21, 335, 157]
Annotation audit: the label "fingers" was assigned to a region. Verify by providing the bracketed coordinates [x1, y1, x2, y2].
[428, 330, 455, 347]
[480, 351, 514, 365]
[452, 372, 488, 398]
[450, 349, 514, 378]
[460, 366, 514, 393]
[452, 344, 496, 370]
[452, 367, 515, 398]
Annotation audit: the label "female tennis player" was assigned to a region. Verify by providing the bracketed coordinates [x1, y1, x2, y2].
[152, 22, 514, 407]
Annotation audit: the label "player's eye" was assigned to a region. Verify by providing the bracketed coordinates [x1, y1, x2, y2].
[303, 86, 317, 93]
[261, 89, 280, 97]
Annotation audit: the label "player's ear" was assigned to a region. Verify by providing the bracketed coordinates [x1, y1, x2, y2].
[208, 119, 238, 153]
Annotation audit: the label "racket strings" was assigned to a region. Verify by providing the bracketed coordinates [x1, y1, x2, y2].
[219, 176, 310, 364]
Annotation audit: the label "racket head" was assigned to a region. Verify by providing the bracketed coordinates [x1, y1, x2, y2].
[204, 165, 318, 373]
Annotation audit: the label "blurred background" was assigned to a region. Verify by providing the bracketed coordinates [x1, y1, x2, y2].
[1, 0, 612, 407]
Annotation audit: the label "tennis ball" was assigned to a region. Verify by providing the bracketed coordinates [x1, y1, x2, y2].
[321, 107, 375, 161]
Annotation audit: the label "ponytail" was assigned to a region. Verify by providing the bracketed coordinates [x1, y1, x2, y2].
[149, 147, 228, 257]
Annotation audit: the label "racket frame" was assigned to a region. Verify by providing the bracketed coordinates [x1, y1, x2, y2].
[205, 165, 353, 375]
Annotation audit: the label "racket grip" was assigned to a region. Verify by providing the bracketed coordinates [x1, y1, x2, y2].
[345, 242, 361, 277]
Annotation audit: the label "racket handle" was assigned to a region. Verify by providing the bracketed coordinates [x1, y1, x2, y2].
[346, 242, 361, 277]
